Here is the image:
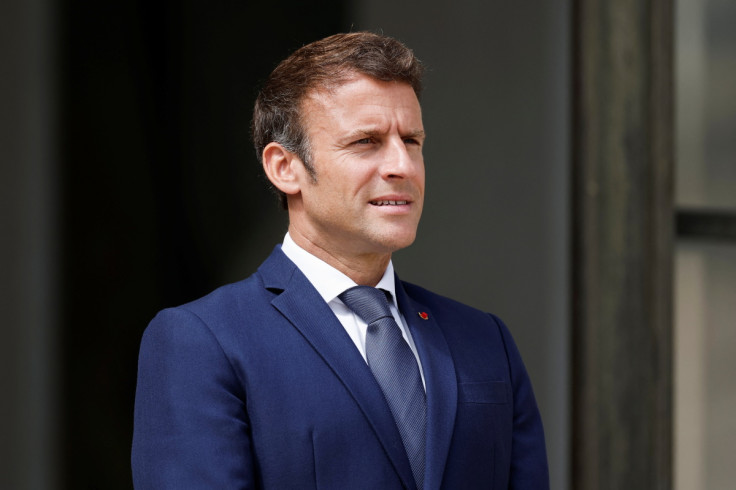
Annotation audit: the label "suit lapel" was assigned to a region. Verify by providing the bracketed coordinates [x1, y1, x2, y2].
[395, 278, 458, 490]
[258, 247, 417, 489]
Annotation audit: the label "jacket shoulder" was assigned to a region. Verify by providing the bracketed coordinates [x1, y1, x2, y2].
[400, 280, 497, 322]
[181, 273, 265, 312]
[169, 245, 295, 323]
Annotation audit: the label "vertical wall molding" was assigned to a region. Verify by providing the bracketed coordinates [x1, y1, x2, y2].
[0, 0, 58, 488]
[571, 0, 674, 488]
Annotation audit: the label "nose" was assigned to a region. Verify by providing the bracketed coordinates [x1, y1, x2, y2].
[380, 137, 421, 179]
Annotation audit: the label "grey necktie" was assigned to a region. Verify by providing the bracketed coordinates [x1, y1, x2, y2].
[338, 286, 426, 489]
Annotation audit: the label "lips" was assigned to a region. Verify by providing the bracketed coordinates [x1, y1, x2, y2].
[370, 200, 409, 206]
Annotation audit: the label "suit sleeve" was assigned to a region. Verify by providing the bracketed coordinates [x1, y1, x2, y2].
[131, 307, 255, 489]
[492, 314, 550, 490]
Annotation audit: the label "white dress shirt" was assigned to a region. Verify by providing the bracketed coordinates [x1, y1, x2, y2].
[281, 233, 425, 388]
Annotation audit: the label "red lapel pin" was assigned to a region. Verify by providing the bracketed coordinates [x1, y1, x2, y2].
[418, 312, 429, 320]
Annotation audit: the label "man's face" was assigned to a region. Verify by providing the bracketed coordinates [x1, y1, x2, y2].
[291, 74, 425, 260]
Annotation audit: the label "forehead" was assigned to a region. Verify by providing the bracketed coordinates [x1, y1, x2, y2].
[301, 75, 423, 132]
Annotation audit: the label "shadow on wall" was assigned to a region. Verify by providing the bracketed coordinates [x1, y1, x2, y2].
[57, 1, 341, 488]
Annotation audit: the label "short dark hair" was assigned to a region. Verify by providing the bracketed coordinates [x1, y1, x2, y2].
[252, 32, 424, 208]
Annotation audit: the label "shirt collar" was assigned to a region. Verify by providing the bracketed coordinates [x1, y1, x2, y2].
[281, 233, 398, 308]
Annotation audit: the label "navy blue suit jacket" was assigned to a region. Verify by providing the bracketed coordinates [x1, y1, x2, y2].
[132, 247, 548, 489]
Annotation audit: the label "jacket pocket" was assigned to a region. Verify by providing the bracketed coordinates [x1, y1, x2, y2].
[458, 380, 508, 404]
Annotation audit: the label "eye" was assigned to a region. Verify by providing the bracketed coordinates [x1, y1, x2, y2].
[354, 137, 374, 145]
[403, 137, 421, 146]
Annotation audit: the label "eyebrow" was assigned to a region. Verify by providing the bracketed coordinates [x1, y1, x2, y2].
[345, 128, 426, 140]
[402, 129, 426, 140]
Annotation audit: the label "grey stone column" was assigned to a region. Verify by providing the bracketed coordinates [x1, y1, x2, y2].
[571, 0, 674, 488]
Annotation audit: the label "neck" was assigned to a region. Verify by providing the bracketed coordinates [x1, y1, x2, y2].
[288, 227, 391, 287]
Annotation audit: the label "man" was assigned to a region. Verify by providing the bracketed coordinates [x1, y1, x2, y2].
[132, 32, 548, 489]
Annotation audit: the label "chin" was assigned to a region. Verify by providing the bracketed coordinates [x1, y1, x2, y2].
[376, 230, 418, 253]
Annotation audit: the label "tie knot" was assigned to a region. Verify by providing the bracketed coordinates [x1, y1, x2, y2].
[338, 286, 394, 325]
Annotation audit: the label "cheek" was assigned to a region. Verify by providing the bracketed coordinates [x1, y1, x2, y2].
[338, 170, 375, 198]
[415, 163, 426, 190]
[315, 160, 379, 201]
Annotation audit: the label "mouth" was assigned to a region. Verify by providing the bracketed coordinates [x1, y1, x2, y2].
[369, 200, 409, 206]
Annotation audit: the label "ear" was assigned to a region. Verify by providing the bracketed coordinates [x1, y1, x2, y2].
[262, 142, 304, 196]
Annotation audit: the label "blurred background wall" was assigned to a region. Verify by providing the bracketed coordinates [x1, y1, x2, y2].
[674, 0, 736, 488]
[1, 0, 733, 489]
